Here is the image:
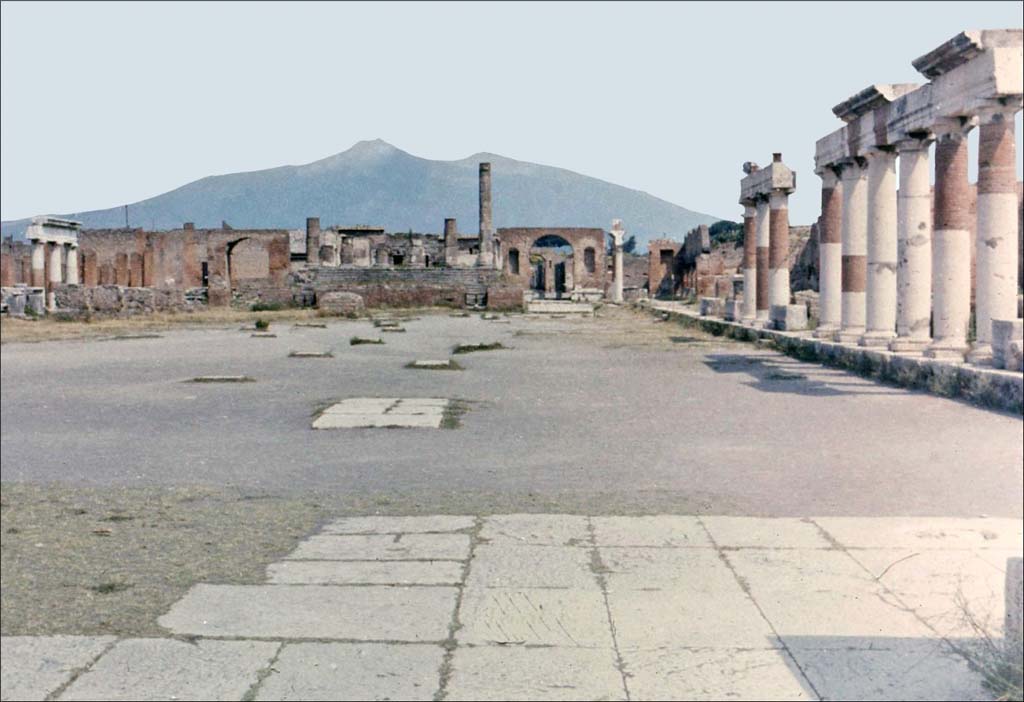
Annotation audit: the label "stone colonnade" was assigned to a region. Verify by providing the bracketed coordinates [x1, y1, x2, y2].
[739, 154, 804, 329]
[25, 217, 82, 310]
[813, 30, 1022, 365]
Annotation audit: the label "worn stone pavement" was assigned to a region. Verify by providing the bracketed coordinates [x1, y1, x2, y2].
[3, 513, 1020, 701]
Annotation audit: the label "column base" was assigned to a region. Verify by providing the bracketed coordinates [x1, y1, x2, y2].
[858, 331, 896, 348]
[834, 328, 865, 344]
[888, 337, 929, 353]
[755, 310, 769, 322]
[966, 343, 994, 366]
[923, 340, 968, 361]
[813, 324, 839, 339]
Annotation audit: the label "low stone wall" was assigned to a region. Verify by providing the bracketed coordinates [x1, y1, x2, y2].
[297, 267, 525, 310]
[51, 284, 192, 317]
[643, 302, 1024, 415]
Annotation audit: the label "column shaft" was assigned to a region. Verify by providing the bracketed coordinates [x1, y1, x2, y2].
[925, 123, 972, 360]
[754, 198, 770, 320]
[969, 110, 1019, 363]
[612, 244, 623, 303]
[860, 149, 898, 346]
[741, 204, 757, 320]
[836, 160, 867, 342]
[891, 141, 932, 351]
[31, 241, 45, 287]
[768, 190, 790, 310]
[47, 241, 63, 310]
[815, 169, 842, 337]
[66, 245, 79, 285]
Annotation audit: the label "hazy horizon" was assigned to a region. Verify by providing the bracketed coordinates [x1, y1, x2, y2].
[2, 1, 1022, 227]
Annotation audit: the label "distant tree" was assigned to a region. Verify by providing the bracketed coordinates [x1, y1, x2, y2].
[623, 235, 637, 254]
[708, 220, 743, 246]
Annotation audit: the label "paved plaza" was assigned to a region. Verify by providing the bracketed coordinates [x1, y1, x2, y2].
[2, 309, 1022, 700]
[3, 513, 1020, 701]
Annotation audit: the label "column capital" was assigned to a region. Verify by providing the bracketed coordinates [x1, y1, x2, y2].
[837, 157, 868, 180]
[742, 204, 757, 217]
[932, 115, 977, 140]
[895, 134, 934, 153]
[816, 165, 841, 188]
[975, 101, 1022, 125]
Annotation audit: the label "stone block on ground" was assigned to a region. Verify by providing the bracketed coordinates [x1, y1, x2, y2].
[699, 297, 724, 317]
[318, 291, 365, 316]
[771, 304, 808, 331]
[991, 319, 1024, 371]
[723, 298, 742, 322]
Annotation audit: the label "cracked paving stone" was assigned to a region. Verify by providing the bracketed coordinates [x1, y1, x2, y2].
[0, 636, 114, 702]
[267, 560, 464, 586]
[592, 515, 711, 548]
[456, 588, 613, 647]
[701, 516, 832, 549]
[467, 544, 598, 590]
[285, 533, 470, 561]
[479, 514, 590, 546]
[322, 515, 475, 534]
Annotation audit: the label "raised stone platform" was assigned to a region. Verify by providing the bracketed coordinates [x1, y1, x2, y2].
[526, 299, 595, 315]
[646, 301, 1024, 415]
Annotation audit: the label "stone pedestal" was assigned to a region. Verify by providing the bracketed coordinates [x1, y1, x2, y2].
[724, 298, 742, 322]
[835, 160, 867, 344]
[925, 121, 973, 360]
[755, 197, 770, 321]
[771, 304, 808, 331]
[699, 297, 724, 317]
[815, 169, 842, 338]
[991, 319, 1024, 371]
[890, 139, 933, 352]
[969, 109, 1019, 364]
[860, 149, 898, 347]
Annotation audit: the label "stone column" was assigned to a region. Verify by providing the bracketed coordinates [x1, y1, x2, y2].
[306, 217, 320, 266]
[47, 240, 63, 310]
[610, 220, 625, 303]
[815, 168, 842, 337]
[925, 119, 973, 360]
[478, 162, 494, 267]
[969, 107, 1020, 363]
[860, 148, 898, 346]
[741, 203, 757, 321]
[891, 138, 933, 352]
[444, 218, 459, 266]
[768, 189, 791, 310]
[835, 159, 868, 343]
[754, 196, 770, 321]
[30, 240, 45, 288]
[65, 244, 79, 285]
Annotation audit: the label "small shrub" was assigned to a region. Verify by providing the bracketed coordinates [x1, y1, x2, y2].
[254, 318, 270, 330]
[350, 337, 384, 346]
[452, 342, 507, 354]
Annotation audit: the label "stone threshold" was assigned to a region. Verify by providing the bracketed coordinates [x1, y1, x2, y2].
[644, 302, 1023, 415]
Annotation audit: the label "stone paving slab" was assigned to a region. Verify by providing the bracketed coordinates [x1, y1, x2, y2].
[814, 516, 1024, 550]
[254, 642, 443, 701]
[59, 638, 279, 701]
[267, 560, 464, 585]
[285, 533, 470, 561]
[600, 546, 744, 593]
[725, 549, 934, 640]
[608, 588, 777, 650]
[313, 413, 443, 429]
[158, 584, 457, 641]
[0, 636, 114, 702]
[787, 638, 988, 701]
[467, 544, 598, 590]
[701, 516, 832, 549]
[457, 588, 613, 647]
[620, 647, 811, 701]
[322, 515, 475, 534]
[592, 515, 711, 548]
[445, 645, 625, 701]
[479, 514, 590, 546]
[849, 548, 1008, 638]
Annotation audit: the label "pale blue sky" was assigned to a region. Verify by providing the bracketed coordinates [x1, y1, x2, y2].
[2, 1, 1021, 225]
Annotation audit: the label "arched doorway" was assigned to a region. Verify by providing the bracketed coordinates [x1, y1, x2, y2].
[530, 235, 574, 299]
[226, 237, 269, 297]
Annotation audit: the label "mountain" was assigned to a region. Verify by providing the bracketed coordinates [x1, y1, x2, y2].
[1, 140, 722, 251]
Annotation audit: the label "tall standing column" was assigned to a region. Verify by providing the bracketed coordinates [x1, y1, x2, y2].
[815, 167, 842, 337]
[860, 148, 899, 346]
[890, 138, 933, 351]
[768, 189, 791, 311]
[755, 196, 770, 321]
[65, 244, 79, 285]
[610, 219, 625, 303]
[741, 203, 757, 321]
[30, 240, 45, 287]
[836, 159, 868, 342]
[925, 119, 973, 360]
[47, 240, 63, 310]
[306, 217, 320, 266]
[478, 162, 494, 268]
[969, 107, 1020, 363]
